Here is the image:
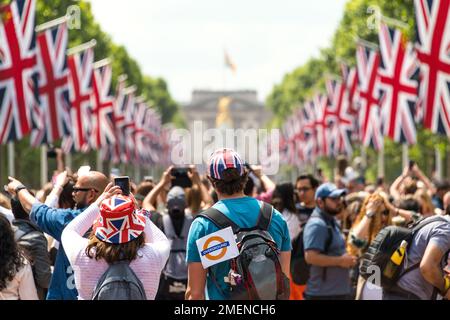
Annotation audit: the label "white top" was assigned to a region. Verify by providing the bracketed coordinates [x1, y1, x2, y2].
[0, 206, 14, 224]
[61, 203, 170, 300]
[0, 260, 38, 300]
[282, 209, 301, 241]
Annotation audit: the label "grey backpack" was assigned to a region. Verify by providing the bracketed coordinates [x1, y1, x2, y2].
[92, 260, 147, 300]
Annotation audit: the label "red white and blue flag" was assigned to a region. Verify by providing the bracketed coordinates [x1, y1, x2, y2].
[31, 20, 70, 146]
[414, 0, 450, 136]
[63, 46, 94, 152]
[355, 45, 383, 150]
[378, 23, 419, 145]
[90, 62, 116, 151]
[0, 0, 38, 144]
[313, 94, 331, 157]
[302, 100, 318, 163]
[123, 88, 137, 163]
[110, 75, 127, 163]
[325, 79, 354, 156]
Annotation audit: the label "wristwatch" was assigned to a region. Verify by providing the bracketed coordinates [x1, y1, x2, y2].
[14, 184, 27, 193]
[365, 211, 376, 219]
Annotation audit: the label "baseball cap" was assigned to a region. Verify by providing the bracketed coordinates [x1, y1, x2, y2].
[315, 183, 347, 200]
[208, 148, 245, 180]
[167, 186, 186, 211]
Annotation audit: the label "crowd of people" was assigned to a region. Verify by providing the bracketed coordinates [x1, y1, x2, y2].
[0, 148, 449, 300]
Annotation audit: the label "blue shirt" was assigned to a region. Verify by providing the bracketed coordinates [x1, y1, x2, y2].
[186, 197, 291, 300]
[30, 203, 83, 300]
[303, 208, 351, 297]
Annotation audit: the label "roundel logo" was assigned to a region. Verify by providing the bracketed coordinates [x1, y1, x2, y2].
[201, 236, 230, 261]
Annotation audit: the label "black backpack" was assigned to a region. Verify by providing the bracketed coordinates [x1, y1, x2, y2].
[290, 211, 334, 285]
[360, 215, 449, 290]
[197, 202, 290, 300]
[92, 260, 147, 300]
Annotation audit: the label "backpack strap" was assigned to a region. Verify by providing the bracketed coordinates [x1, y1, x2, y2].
[256, 202, 273, 231]
[196, 207, 241, 234]
[311, 210, 335, 282]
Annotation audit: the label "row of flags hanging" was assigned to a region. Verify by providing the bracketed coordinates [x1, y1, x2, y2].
[0, 0, 172, 165]
[281, 0, 450, 166]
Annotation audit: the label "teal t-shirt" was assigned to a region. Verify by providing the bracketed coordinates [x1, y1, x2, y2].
[186, 197, 291, 300]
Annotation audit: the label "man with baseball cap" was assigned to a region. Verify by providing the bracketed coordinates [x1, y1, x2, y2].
[303, 182, 357, 300]
[185, 148, 291, 300]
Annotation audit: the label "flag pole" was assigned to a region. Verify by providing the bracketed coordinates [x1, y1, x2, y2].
[35, 15, 68, 33]
[67, 39, 97, 56]
[402, 144, 409, 169]
[7, 142, 15, 177]
[378, 142, 385, 178]
[435, 147, 443, 180]
[93, 58, 112, 69]
[65, 153, 72, 172]
[96, 148, 103, 173]
[41, 145, 48, 186]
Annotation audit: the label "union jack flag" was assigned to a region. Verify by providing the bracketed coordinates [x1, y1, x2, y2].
[414, 0, 450, 136]
[325, 79, 354, 156]
[143, 107, 162, 164]
[378, 23, 419, 145]
[281, 113, 297, 165]
[110, 75, 127, 163]
[134, 100, 148, 164]
[341, 63, 360, 140]
[31, 21, 70, 146]
[355, 45, 383, 150]
[0, 0, 38, 144]
[302, 100, 317, 163]
[313, 94, 331, 157]
[64, 46, 94, 152]
[94, 196, 146, 244]
[123, 89, 137, 163]
[90, 62, 116, 151]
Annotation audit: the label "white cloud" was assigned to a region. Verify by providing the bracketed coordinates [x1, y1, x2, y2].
[89, 0, 347, 103]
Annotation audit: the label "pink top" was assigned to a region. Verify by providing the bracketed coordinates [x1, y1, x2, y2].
[61, 203, 170, 300]
[0, 260, 38, 300]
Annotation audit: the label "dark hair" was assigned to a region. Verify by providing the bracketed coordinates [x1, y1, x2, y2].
[296, 173, 319, 189]
[272, 183, 296, 213]
[10, 197, 29, 220]
[210, 168, 248, 196]
[85, 232, 146, 264]
[243, 176, 255, 196]
[336, 155, 348, 176]
[59, 181, 75, 209]
[397, 197, 421, 212]
[434, 180, 450, 192]
[136, 181, 154, 198]
[0, 214, 25, 290]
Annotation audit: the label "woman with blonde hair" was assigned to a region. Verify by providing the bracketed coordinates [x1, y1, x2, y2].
[347, 192, 393, 300]
[61, 183, 170, 300]
[414, 188, 435, 217]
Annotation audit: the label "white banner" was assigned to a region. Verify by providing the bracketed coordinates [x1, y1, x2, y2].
[196, 227, 239, 269]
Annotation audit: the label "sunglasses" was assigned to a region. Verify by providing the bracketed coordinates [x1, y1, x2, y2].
[73, 187, 98, 193]
[297, 187, 312, 192]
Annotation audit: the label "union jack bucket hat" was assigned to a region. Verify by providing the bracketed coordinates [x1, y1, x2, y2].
[93, 195, 146, 244]
[208, 148, 245, 180]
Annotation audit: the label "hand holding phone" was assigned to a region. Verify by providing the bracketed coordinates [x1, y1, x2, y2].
[114, 176, 130, 195]
[170, 168, 192, 188]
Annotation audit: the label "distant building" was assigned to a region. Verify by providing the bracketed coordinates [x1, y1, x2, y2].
[181, 90, 272, 132]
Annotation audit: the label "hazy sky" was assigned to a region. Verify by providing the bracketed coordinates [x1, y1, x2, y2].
[89, 0, 348, 103]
